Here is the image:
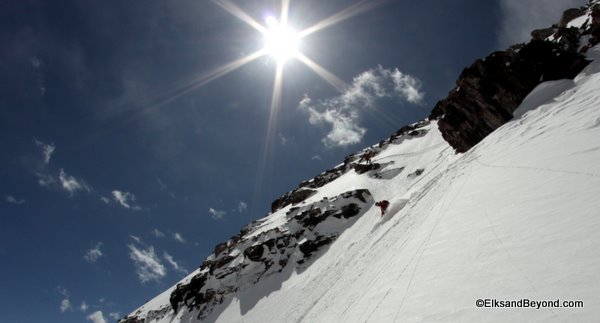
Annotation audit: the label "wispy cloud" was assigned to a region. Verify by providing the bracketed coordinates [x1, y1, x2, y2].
[173, 232, 186, 244]
[80, 301, 89, 312]
[128, 244, 166, 283]
[299, 66, 424, 148]
[34, 139, 55, 165]
[84, 242, 103, 263]
[5, 195, 25, 205]
[60, 298, 72, 313]
[59, 169, 91, 195]
[86, 311, 107, 323]
[209, 208, 226, 220]
[152, 228, 165, 238]
[111, 190, 141, 210]
[238, 201, 247, 213]
[497, 0, 586, 48]
[311, 155, 322, 161]
[130, 235, 142, 243]
[100, 196, 111, 204]
[36, 173, 55, 187]
[163, 251, 188, 275]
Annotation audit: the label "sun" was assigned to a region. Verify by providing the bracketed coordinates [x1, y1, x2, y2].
[262, 16, 300, 64]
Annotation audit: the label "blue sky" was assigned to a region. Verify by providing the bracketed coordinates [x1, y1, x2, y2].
[0, 0, 585, 322]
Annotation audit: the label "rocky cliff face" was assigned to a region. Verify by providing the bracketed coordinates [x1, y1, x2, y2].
[429, 3, 599, 152]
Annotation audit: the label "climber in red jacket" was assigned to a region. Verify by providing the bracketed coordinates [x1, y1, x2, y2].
[359, 151, 373, 164]
[375, 200, 390, 216]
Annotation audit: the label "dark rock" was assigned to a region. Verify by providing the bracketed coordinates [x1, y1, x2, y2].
[339, 203, 361, 219]
[531, 27, 555, 41]
[243, 245, 265, 261]
[429, 39, 589, 153]
[271, 188, 316, 212]
[559, 8, 585, 27]
[354, 163, 381, 174]
[119, 317, 144, 323]
[299, 235, 335, 258]
[213, 242, 228, 257]
[210, 255, 236, 274]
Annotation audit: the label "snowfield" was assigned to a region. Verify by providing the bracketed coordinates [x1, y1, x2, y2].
[126, 45, 600, 323]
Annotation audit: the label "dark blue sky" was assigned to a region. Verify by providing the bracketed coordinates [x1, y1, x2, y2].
[0, 0, 584, 322]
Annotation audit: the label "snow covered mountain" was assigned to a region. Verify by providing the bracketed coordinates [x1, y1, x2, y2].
[121, 3, 600, 322]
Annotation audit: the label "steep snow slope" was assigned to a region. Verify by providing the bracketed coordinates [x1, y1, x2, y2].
[207, 46, 600, 323]
[125, 45, 600, 322]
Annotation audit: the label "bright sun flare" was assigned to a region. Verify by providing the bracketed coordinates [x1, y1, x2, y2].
[262, 16, 299, 63]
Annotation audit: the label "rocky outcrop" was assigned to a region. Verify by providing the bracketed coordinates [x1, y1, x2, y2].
[271, 188, 316, 212]
[117, 189, 374, 322]
[429, 5, 599, 153]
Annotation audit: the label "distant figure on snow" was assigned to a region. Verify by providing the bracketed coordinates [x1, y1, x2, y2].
[359, 151, 373, 164]
[375, 200, 390, 216]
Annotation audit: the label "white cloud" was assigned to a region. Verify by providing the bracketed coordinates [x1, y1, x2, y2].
[5, 195, 25, 205]
[60, 298, 72, 313]
[80, 301, 89, 312]
[111, 190, 140, 210]
[209, 208, 226, 220]
[34, 139, 55, 165]
[86, 311, 107, 323]
[238, 201, 247, 213]
[130, 235, 142, 243]
[299, 66, 424, 148]
[152, 228, 165, 238]
[59, 169, 90, 195]
[173, 232, 186, 244]
[109, 312, 121, 320]
[100, 196, 111, 204]
[497, 0, 586, 48]
[163, 251, 188, 275]
[84, 242, 103, 263]
[128, 244, 166, 283]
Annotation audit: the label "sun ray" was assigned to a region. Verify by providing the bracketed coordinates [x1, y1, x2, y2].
[296, 53, 348, 93]
[280, 0, 290, 26]
[298, 0, 388, 38]
[212, 0, 267, 34]
[253, 61, 285, 212]
[149, 49, 266, 108]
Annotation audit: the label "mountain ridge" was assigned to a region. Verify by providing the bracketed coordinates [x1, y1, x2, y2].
[121, 2, 600, 322]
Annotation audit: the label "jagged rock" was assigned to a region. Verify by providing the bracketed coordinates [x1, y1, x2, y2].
[298, 235, 335, 258]
[244, 244, 265, 261]
[164, 189, 374, 319]
[430, 39, 589, 153]
[299, 165, 346, 189]
[271, 188, 316, 212]
[531, 27, 555, 41]
[354, 163, 382, 174]
[560, 8, 585, 27]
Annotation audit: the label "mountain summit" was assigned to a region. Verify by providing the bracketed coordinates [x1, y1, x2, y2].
[122, 2, 600, 322]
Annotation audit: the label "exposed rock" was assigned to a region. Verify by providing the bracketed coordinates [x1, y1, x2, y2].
[531, 27, 555, 41]
[429, 39, 589, 153]
[271, 188, 316, 212]
[299, 235, 335, 258]
[559, 8, 585, 27]
[354, 163, 382, 174]
[243, 244, 265, 262]
[163, 189, 374, 320]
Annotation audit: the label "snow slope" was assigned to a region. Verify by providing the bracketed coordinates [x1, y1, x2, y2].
[205, 47, 600, 323]
[126, 45, 600, 322]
